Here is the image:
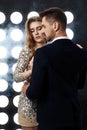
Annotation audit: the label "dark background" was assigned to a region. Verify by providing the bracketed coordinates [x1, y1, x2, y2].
[0, 0, 87, 47]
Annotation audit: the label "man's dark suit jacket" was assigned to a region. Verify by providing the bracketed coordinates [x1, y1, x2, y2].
[26, 39, 87, 130]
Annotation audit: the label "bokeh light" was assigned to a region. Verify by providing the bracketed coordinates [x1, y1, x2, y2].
[0, 79, 8, 92]
[0, 112, 9, 125]
[0, 95, 9, 108]
[10, 11, 23, 24]
[0, 12, 6, 24]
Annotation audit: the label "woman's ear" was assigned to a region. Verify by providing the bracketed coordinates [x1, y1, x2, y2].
[53, 22, 60, 31]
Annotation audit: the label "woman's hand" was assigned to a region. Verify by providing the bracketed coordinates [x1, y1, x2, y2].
[23, 57, 34, 80]
[21, 81, 30, 94]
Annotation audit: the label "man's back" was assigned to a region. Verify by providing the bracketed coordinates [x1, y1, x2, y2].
[26, 39, 87, 130]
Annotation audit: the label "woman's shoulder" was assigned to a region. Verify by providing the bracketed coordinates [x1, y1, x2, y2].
[23, 45, 30, 51]
[20, 45, 30, 55]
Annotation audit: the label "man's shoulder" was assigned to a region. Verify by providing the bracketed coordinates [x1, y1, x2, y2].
[34, 45, 50, 59]
[36, 44, 49, 52]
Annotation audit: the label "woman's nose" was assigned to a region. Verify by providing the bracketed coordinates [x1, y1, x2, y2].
[35, 29, 38, 35]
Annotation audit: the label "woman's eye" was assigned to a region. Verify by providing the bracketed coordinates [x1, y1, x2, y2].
[37, 26, 42, 30]
[30, 29, 34, 33]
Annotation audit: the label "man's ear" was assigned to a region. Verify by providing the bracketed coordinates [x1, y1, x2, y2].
[53, 22, 60, 31]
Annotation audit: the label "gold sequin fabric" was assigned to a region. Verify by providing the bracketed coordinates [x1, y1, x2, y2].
[18, 93, 38, 127]
[13, 45, 38, 126]
[13, 45, 31, 82]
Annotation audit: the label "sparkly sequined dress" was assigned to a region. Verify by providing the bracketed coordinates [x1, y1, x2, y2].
[13, 45, 38, 127]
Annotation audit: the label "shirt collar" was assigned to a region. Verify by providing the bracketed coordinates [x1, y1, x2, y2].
[47, 36, 69, 44]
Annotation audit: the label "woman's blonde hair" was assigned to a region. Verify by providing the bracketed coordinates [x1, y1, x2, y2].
[25, 16, 42, 61]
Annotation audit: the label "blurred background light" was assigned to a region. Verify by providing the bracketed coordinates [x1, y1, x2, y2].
[27, 11, 39, 19]
[0, 95, 9, 108]
[11, 46, 22, 59]
[0, 112, 9, 125]
[0, 12, 6, 24]
[12, 63, 17, 73]
[0, 46, 7, 59]
[10, 28, 23, 41]
[10, 11, 23, 24]
[13, 113, 19, 125]
[0, 63, 8, 75]
[13, 95, 19, 107]
[64, 11, 74, 24]
[0, 29, 6, 42]
[0, 79, 8, 92]
[66, 28, 74, 39]
[12, 81, 24, 92]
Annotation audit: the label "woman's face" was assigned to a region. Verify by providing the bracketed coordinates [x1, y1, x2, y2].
[29, 21, 46, 43]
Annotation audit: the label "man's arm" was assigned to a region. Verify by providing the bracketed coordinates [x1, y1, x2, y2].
[26, 48, 48, 100]
[77, 69, 87, 89]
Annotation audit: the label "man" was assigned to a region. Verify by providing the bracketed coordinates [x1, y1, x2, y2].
[26, 7, 87, 130]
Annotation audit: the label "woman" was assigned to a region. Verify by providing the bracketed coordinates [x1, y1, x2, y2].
[13, 16, 46, 130]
